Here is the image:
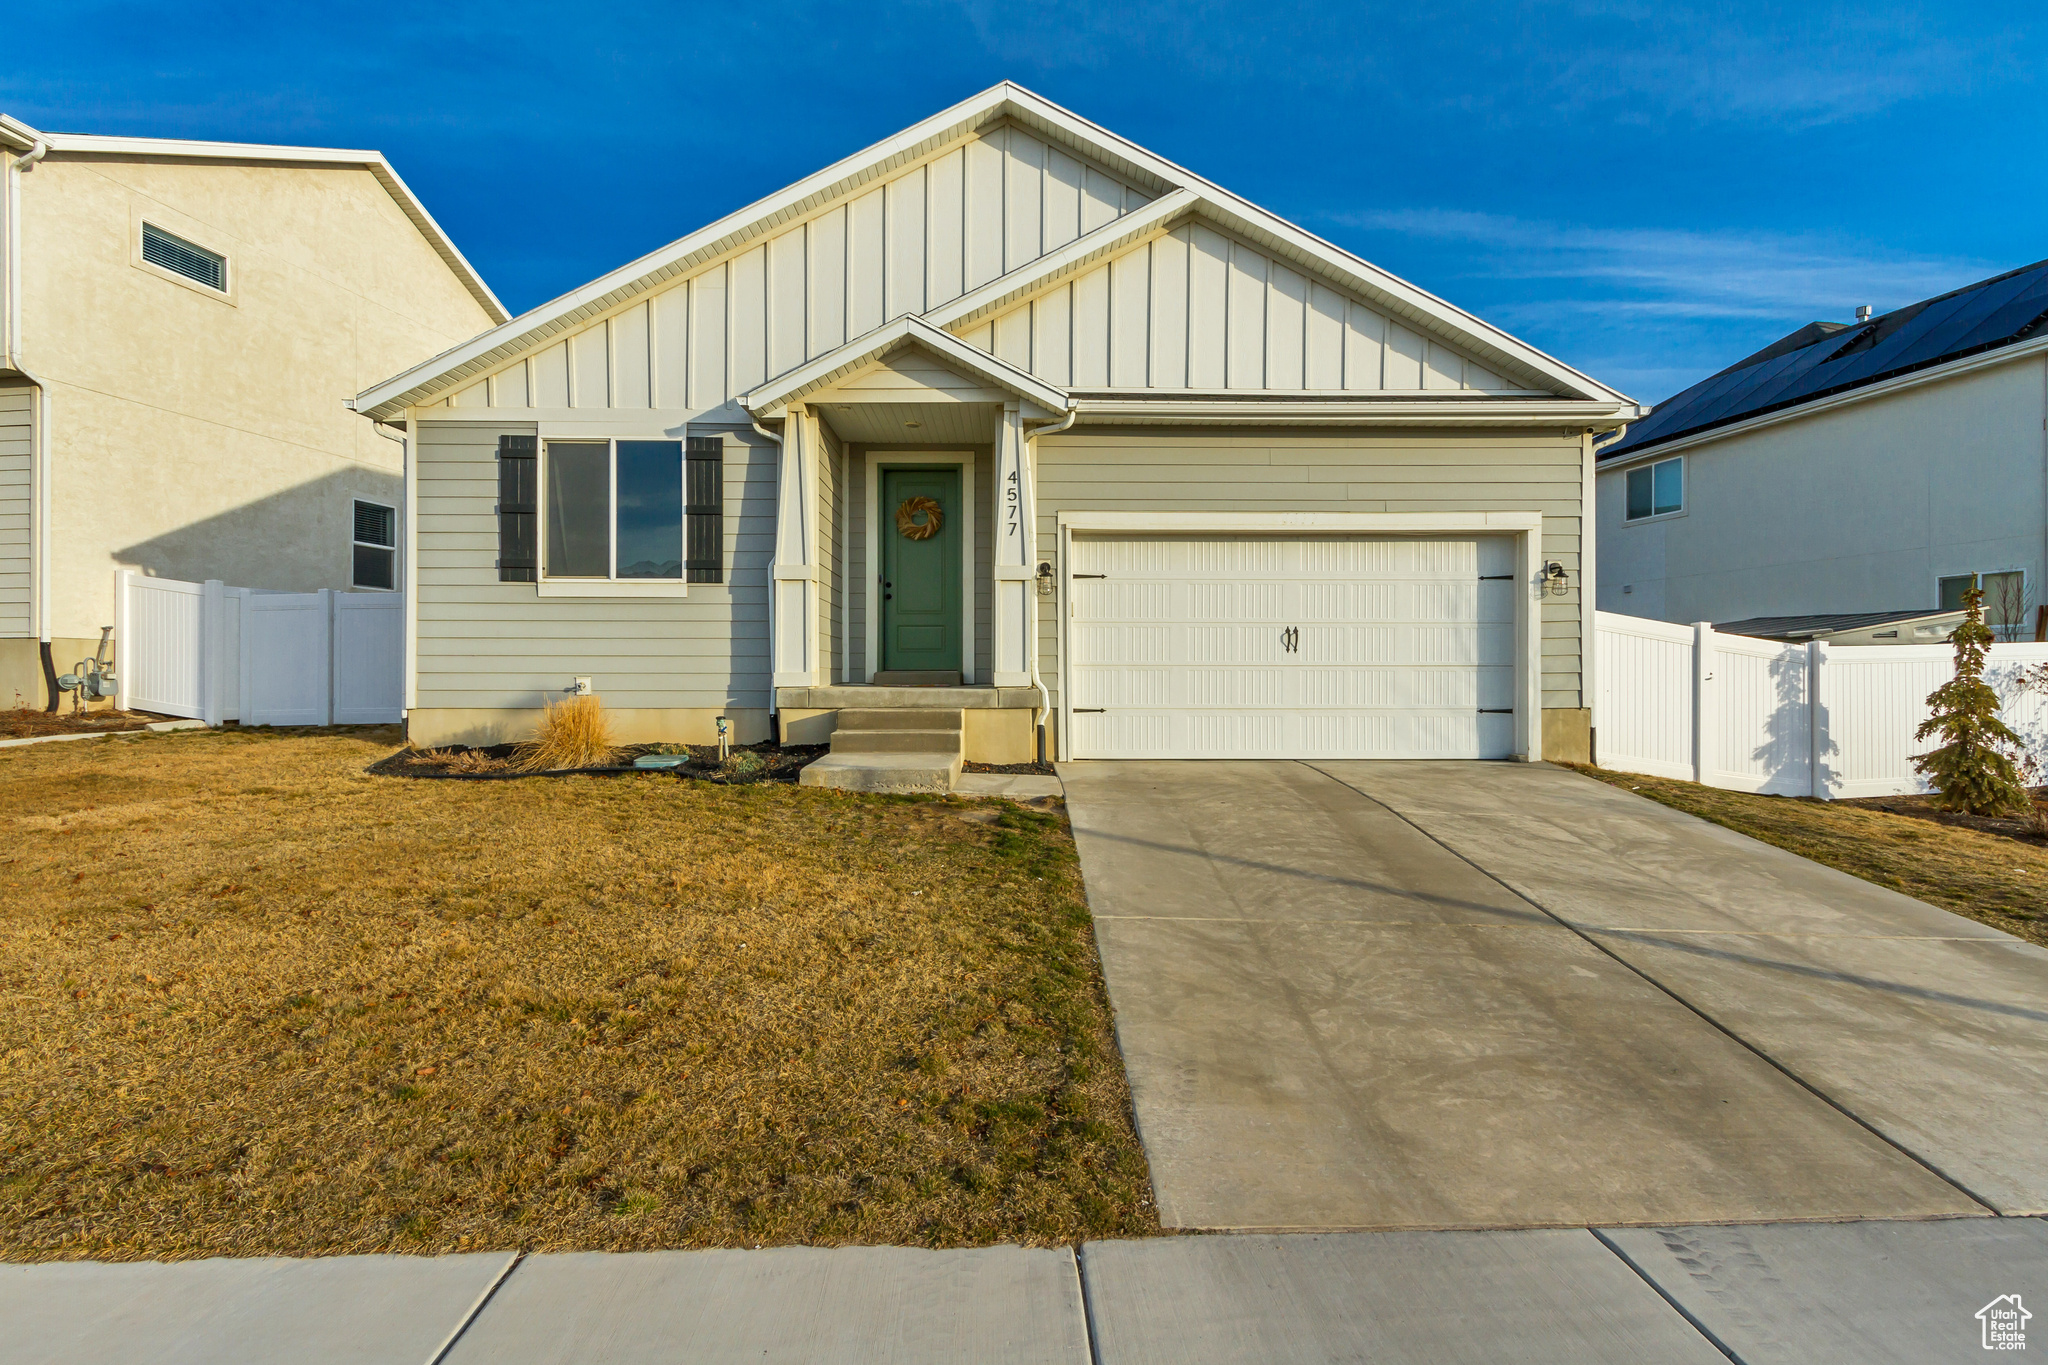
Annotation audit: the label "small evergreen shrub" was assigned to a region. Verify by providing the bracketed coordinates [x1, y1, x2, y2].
[1912, 587, 2032, 815]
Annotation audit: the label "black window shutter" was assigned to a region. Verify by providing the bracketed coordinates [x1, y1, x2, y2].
[497, 435, 538, 582]
[685, 436, 724, 584]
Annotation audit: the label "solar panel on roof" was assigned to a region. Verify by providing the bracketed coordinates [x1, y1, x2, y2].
[1605, 259, 2048, 460]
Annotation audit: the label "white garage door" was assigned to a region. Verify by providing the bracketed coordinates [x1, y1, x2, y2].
[1067, 534, 1519, 759]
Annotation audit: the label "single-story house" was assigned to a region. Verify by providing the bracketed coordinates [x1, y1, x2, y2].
[1597, 258, 2048, 641]
[354, 82, 1639, 778]
[0, 113, 507, 708]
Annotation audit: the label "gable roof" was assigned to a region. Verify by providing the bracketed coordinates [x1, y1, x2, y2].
[1604, 257, 2048, 462]
[745, 315, 1067, 417]
[0, 113, 507, 324]
[354, 82, 1635, 421]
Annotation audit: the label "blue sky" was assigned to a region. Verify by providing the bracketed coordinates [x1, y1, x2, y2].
[9, 1, 2042, 401]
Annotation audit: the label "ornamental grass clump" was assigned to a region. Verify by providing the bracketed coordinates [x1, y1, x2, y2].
[1912, 586, 2032, 816]
[517, 694, 614, 771]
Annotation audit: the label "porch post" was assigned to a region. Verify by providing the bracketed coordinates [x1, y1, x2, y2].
[772, 405, 817, 687]
[992, 401, 1032, 686]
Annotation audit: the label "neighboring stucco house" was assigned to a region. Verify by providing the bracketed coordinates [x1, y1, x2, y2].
[356, 83, 1639, 773]
[0, 114, 507, 708]
[1597, 259, 2048, 640]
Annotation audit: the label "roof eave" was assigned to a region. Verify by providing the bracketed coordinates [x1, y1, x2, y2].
[744, 316, 1071, 418]
[1599, 330, 2048, 469]
[8, 123, 507, 324]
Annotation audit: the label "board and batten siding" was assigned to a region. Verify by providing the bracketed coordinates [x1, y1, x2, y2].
[0, 384, 33, 638]
[443, 124, 1155, 419]
[1032, 429, 1585, 713]
[412, 419, 774, 712]
[966, 223, 1515, 394]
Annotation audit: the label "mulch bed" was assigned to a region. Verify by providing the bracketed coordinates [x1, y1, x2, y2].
[1835, 786, 2048, 846]
[2, 708, 164, 740]
[374, 740, 827, 784]
[963, 760, 1058, 776]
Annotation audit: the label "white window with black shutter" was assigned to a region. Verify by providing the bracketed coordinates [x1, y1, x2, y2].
[352, 499, 397, 590]
[499, 435, 721, 595]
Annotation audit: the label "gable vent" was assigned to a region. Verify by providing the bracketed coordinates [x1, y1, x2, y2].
[142, 223, 227, 291]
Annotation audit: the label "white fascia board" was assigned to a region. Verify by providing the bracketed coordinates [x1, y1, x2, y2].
[1597, 333, 2048, 473]
[354, 84, 1032, 420]
[1059, 510, 1545, 532]
[29, 129, 506, 324]
[994, 87, 1634, 406]
[356, 77, 1633, 419]
[0, 114, 40, 152]
[1069, 397, 1642, 426]
[745, 315, 1070, 417]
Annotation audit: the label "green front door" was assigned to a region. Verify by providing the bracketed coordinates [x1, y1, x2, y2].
[880, 465, 962, 673]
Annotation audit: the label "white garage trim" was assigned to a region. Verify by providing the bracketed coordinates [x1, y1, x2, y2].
[1055, 510, 1544, 762]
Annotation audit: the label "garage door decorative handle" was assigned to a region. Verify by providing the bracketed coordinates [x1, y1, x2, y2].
[1281, 627, 1299, 653]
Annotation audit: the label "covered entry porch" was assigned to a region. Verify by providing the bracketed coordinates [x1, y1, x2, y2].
[744, 317, 1072, 767]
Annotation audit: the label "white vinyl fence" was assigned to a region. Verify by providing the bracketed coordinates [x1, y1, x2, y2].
[1595, 610, 2048, 799]
[117, 572, 402, 726]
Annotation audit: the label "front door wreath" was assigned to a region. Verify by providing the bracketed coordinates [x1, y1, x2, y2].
[896, 496, 943, 540]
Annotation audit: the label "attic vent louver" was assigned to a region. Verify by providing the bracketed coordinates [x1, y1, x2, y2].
[142, 223, 226, 291]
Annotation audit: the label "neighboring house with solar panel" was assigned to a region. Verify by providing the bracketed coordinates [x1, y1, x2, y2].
[0, 113, 505, 709]
[1597, 258, 2048, 641]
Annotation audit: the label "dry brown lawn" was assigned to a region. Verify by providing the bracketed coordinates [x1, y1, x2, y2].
[0, 728, 1157, 1261]
[1567, 764, 2048, 948]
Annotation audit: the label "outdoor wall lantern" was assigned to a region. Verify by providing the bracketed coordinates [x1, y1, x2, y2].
[1543, 561, 1571, 597]
[1036, 561, 1056, 596]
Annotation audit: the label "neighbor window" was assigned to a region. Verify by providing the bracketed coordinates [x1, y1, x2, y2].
[1941, 570, 2027, 637]
[352, 500, 397, 590]
[141, 222, 227, 292]
[1625, 457, 1683, 520]
[544, 440, 683, 580]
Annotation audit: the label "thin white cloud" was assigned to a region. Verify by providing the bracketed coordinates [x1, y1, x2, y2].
[1333, 208, 1994, 322]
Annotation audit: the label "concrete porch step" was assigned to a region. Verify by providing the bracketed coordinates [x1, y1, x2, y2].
[871, 670, 962, 686]
[780, 685, 1041, 710]
[835, 708, 964, 732]
[798, 751, 963, 793]
[832, 729, 963, 754]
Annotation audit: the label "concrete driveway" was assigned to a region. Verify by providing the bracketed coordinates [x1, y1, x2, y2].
[1061, 760, 2048, 1231]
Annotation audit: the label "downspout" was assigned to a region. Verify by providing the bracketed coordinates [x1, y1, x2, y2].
[1023, 407, 1079, 760]
[1586, 422, 1630, 765]
[750, 413, 785, 739]
[5, 135, 57, 708]
[368, 417, 412, 718]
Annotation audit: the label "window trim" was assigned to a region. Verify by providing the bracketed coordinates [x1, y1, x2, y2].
[1622, 454, 1685, 523]
[1939, 568, 2029, 637]
[537, 436, 690, 598]
[350, 497, 399, 592]
[131, 207, 237, 305]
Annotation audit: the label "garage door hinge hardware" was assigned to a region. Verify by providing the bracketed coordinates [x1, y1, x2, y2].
[1073, 573, 1107, 579]
[1479, 707, 1514, 713]
[1074, 707, 1106, 713]
[1480, 574, 1514, 581]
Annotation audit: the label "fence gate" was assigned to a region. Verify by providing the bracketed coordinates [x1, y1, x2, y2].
[116, 571, 401, 726]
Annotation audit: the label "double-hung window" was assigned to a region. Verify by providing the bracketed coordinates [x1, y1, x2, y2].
[1624, 456, 1683, 521]
[544, 439, 684, 582]
[352, 499, 397, 590]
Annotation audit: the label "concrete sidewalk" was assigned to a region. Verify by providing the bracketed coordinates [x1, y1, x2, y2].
[6, 1219, 2044, 1364]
